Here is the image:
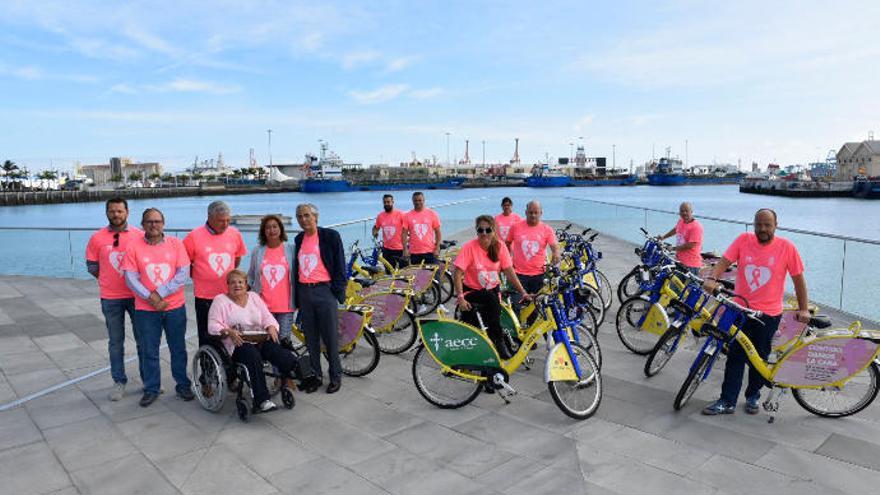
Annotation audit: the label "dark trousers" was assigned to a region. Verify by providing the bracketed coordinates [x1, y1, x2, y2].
[513, 273, 544, 314]
[232, 341, 297, 404]
[461, 286, 504, 348]
[195, 297, 213, 348]
[382, 248, 406, 270]
[720, 313, 781, 405]
[410, 252, 437, 265]
[299, 284, 341, 383]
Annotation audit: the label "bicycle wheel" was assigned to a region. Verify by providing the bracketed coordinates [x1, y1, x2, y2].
[644, 327, 682, 377]
[674, 351, 713, 411]
[574, 323, 603, 370]
[438, 269, 454, 304]
[576, 284, 605, 326]
[415, 284, 441, 316]
[617, 268, 644, 302]
[338, 330, 381, 377]
[548, 343, 602, 420]
[411, 344, 482, 408]
[615, 296, 661, 355]
[595, 270, 613, 310]
[376, 308, 417, 354]
[792, 362, 880, 418]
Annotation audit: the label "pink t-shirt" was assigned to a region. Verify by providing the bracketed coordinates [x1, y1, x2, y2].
[86, 226, 144, 299]
[404, 208, 441, 254]
[259, 246, 291, 313]
[122, 236, 190, 311]
[454, 239, 512, 290]
[724, 233, 804, 316]
[207, 292, 279, 355]
[509, 221, 556, 276]
[298, 233, 331, 283]
[183, 225, 247, 300]
[374, 209, 406, 250]
[675, 218, 704, 268]
[495, 213, 523, 243]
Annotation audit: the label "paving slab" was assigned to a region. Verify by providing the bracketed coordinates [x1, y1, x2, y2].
[0, 442, 72, 495]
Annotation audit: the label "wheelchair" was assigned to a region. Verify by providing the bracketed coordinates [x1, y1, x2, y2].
[190, 336, 315, 422]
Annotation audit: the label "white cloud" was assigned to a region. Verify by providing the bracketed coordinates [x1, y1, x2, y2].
[385, 55, 418, 73]
[122, 25, 179, 57]
[348, 84, 410, 104]
[109, 83, 137, 94]
[146, 78, 241, 95]
[409, 87, 445, 99]
[0, 62, 96, 83]
[341, 50, 381, 69]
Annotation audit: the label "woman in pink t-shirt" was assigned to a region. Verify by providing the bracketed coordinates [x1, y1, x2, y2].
[247, 215, 296, 342]
[454, 215, 530, 360]
[208, 270, 299, 413]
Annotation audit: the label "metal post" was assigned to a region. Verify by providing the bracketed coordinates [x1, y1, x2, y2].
[839, 240, 846, 310]
[644, 208, 648, 230]
[68, 231, 75, 277]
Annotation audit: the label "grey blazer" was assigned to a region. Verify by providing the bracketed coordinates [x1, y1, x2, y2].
[246, 243, 296, 312]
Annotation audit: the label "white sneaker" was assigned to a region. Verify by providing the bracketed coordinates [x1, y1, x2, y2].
[259, 400, 278, 413]
[108, 382, 125, 401]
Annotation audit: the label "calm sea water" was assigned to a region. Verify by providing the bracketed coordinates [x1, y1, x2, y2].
[0, 185, 877, 240]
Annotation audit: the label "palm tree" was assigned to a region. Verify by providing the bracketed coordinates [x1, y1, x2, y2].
[2, 160, 19, 191]
[128, 172, 141, 185]
[37, 170, 57, 190]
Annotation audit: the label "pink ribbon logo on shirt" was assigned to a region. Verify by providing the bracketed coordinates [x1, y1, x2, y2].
[743, 264, 771, 292]
[477, 270, 498, 288]
[108, 251, 125, 275]
[413, 223, 429, 240]
[299, 253, 318, 278]
[500, 226, 510, 239]
[208, 252, 232, 277]
[382, 226, 396, 240]
[521, 240, 540, 260]
[145, 263, 171, 286]
[261, 264, 287, 289]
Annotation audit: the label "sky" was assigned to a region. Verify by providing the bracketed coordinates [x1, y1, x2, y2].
[1, 0, 878, 173]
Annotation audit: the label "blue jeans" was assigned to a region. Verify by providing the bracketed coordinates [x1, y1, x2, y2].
[135, 306, 192, 395]
[720, 313, 781, 405]
[273, 312, 294, 341]
[101, 298, 141, 385]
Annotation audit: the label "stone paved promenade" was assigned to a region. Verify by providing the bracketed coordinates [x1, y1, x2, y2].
[1, 228, 880, 494]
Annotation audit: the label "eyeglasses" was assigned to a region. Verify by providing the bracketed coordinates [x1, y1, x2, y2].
[113, 232, 120, 247]
[476, 227, 493, 234]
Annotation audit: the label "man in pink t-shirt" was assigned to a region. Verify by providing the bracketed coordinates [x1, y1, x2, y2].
[509, 200, 561, 298]
[372, 194, 406, 268]
[85, 197, 144, 401]
[403, 191, 442, 265]
[122, 208, 193, 407]
[701, 209, 810, 416]
[660, 202, 703, 274]
[183, 201, 247, 347]
[495, 196, 523, 247]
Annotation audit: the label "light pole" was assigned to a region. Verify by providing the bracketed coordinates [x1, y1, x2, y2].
[267, 129, 273, 166]
[569, 142, 574, 164]
[482, 140, 486, 167]
[612, 144, 616, 170]
[445, 132, 451, 165]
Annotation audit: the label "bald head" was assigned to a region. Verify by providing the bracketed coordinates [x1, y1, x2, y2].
[525, 200, 543, 226]
[754, 208, 777, 244]
[679, 202, 693, 223]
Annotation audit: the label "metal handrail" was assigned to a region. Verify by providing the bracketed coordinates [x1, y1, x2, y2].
[564, 196, 880, 245]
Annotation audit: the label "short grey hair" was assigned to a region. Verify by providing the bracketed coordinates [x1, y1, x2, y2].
[679, 202, 693, 212]
[296, 203, 319, 216]
[207, 200, 231, 218]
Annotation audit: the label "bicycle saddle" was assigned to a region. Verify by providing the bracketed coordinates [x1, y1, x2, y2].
[439, 240, 457, 249]
[362, 265, 383, 275]
[809, 315, 832, 329]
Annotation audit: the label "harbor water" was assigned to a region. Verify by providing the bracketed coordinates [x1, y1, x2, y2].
[0, 185, 877, 321]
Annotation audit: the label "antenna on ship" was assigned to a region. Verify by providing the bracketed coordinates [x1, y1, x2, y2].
[461, 140, 470, 165]
[510, 138, 520, 165]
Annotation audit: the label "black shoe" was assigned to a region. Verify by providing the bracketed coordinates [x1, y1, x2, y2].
[139, 392, 159, 407]
[176, 388, 195, 401]
[302, 377, 322, 394]
[326, 381, 341, 394]
[496, 339, 515, 360]
[482, 382, 495, 394]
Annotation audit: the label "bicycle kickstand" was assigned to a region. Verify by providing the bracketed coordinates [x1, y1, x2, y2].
[762, 387, 787, 424]
[493, 373, 517, 404]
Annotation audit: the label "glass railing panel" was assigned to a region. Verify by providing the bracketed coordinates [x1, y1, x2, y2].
[840, 240, 880, 322]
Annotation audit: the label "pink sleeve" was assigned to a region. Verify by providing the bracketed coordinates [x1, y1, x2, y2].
[252, 293, 279, 329]
[786, 242, 804, 277]
[433, 210, 441, 228]
[182, 231, 196, 259]
[402, 212, 411, 232]
[723, 234, 745, 261]
[690, 222, 703, 244]
[236, 231, 248, 257]
[374, 216, 381, 228]
[85, 234, 99, 262]
[176, 238, 191, 268]
[121, 244, 137, 272]
[207, 296, 228, 336]
[499, 242, 513, 270]
[453, 243, 472, 271]
[545, 225, 557, 246]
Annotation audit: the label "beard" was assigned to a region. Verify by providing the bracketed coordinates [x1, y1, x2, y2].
[756, 231, 773, 243]
[383, 205, 393, 212]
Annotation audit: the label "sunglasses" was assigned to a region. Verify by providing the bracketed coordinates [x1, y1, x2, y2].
[476, 227, 493, 234]
[113, 232, 120, 247]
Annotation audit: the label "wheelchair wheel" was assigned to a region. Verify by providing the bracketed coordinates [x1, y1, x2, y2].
[191, 345, 227, 412]
[265, 362, 281, 397]
[281, 387, 296, 410]
[236, 397, 250, 422]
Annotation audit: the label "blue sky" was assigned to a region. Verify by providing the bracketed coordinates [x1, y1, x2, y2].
[1, 0, 878, 173]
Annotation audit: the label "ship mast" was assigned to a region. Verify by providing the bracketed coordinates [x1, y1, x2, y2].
[510, 138, 520, 165]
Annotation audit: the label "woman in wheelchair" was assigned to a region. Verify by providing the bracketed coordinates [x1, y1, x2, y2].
[454, 215, 530, 360]
[207, 269, 299, 413]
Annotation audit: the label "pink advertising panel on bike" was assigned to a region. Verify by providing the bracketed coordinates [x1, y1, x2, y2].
[773, 337, 879, 387]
